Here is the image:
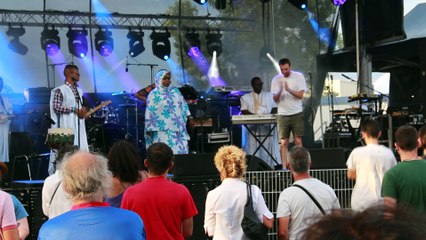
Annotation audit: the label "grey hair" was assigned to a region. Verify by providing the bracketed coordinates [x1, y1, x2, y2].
[288, 146, 311, 173]
[61, 151, 112, 202]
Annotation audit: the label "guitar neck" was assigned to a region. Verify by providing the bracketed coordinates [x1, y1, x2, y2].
[85, 100, 112, 118]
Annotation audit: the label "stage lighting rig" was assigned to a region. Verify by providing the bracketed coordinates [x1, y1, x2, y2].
[95, 28, 114, 57]
[185, 30, 201, 57]
[288, 0, 308, 10]
[150, 29, 171, 61]
[127, 29, 145, 57]
[205, 30, 222, 57]
[6, 26, 28, 55]
[67, 28, 88, 58]
[40, 27, 60, 56]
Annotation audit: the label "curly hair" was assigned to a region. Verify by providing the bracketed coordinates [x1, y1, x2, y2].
[107, 140, 141, 184]
[61, 151, 112, 202]
[214, 145, 247, 180]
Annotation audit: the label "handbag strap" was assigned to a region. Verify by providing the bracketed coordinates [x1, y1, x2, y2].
[292, 184, 326, 215]
[245, 182, 253, 205]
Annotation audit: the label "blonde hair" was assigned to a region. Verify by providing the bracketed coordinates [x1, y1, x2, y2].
[214, 145, 247, 180]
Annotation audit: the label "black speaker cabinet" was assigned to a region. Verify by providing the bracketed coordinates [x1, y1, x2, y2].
[309, 148, 347, 169]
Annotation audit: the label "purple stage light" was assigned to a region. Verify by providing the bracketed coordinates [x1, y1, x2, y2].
[332, 0, 346, 6]
[45, 42, 60, 56]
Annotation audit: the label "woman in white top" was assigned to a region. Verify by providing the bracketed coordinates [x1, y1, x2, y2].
[204, 145, 274, 239]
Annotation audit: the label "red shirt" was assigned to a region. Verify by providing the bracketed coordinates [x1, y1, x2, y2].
[121, 176, 198, 240]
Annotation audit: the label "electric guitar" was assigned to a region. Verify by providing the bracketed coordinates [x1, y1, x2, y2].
[84, 100, 112, 118]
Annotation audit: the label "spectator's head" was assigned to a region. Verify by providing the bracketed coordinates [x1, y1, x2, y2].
[61, 151, 112, 203]
[288, 146, 311, 173]
[301, 205, 426, 240]
[108, 140, 141, 184]
[214, 145, 247, 180]
[360, 118, 381, 139]
[395, 125, 418, 151]
[145, 142, 174, 175]
[418, 124, 426, 152]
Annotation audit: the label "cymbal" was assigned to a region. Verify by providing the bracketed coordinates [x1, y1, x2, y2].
[118, 104, 136, 108]
[112, 91, 132, 96]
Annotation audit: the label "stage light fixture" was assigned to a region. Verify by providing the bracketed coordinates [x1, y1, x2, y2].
[288, 0, 308, 10]
[40, 27, 60, 56]
[95, 28, 114, 57]
[150, 30, 171, 61]
[193, 0, 207, 5]
[331, 0, 346, 6]
[185, 30, 201, 57]
[127, 29, 145, 57]
[205, 30, 222, 57]
[67, 28, 88, 58]
[6, 26, 28, 55]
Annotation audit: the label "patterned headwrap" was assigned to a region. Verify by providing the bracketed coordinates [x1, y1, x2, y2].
[154, 69, 171, 88]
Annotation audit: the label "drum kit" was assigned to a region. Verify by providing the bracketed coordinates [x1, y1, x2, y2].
[90, 91, 146, 153]
[46, 91, 146, 153]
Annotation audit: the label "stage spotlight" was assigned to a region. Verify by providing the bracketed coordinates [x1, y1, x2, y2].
[193, 0, 207, 5]
[150, 30, 171, 61]
[205, 30, 222, 57]
[67, 28, 88, 58]
[41, 27, 60, 56]
[331, 0, 346, 6]
[288, 0, 307, 10]
[127, 29, 145, 57]
[185, 30, 201, 57]
[95, 28, 114, 57]
[6, 26, 28, 55]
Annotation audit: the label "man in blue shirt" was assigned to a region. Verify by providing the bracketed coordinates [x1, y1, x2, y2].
[38, 151, 146, 240]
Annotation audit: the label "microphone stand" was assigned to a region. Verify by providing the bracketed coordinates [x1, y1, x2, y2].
[74, 87, 83, 149]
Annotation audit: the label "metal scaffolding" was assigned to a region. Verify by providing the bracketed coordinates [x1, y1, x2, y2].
[0, 9, 253, 32]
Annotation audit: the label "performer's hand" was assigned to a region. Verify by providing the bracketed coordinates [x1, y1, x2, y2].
[284, 81, 290, 92]
[77, 107, 89, 119]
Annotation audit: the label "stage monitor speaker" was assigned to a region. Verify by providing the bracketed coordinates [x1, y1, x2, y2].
[173, 153, 218, 178]
[246, 155, 273, 171]
[309, 148, 347, 169]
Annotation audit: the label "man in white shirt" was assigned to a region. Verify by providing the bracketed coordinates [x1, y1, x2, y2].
[346, 118, 397, 211]
[240, 77, 280, 168]
[271, 58, 307, 169]
[277, 146, 340, 240]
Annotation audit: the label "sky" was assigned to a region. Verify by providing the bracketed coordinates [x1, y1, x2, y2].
[0, 0, 425, 95]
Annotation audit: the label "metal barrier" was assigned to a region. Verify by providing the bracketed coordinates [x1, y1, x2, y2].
[245, 169, 354, 240]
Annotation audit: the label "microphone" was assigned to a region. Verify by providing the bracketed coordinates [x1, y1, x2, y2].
[44, 113, 56, 125]
[125, 66, 128, 72]
[330, 75, 333, 80]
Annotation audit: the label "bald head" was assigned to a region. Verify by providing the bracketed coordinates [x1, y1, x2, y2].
[61, 151, 112, 203]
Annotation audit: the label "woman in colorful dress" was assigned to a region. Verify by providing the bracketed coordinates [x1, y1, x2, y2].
[144, 69, 191, 154]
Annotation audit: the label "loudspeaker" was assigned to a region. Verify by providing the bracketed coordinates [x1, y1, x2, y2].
[174, 179, 221, 240]
[173, 153, 218, 178]
[309, 148, 347, 169]
[246, 155, 273, 171]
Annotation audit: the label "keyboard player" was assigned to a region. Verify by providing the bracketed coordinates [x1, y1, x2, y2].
[240, 77, 281, 168]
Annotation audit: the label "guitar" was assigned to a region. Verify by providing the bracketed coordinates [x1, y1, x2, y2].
[84, 100, 112, 118]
